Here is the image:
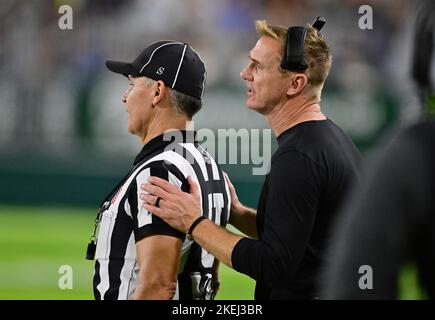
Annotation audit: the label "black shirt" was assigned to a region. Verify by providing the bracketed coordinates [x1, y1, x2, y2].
[322, 121, 435, 299]
[231, 119, 361, 299]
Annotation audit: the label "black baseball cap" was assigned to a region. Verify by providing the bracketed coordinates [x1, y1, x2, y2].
[106, 40, 206, 100]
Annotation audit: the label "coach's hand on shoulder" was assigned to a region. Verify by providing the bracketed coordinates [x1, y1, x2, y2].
[140, 176, 201, 233]
[224, 172, 258, 239]
[223, 172, 244, 218]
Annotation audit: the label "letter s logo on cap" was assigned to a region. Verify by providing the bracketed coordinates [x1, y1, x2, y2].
[156, 67, 165, 75]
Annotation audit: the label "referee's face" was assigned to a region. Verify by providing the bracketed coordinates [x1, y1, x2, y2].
[123, 76, 155, 137]
[240, 36, 290, 115]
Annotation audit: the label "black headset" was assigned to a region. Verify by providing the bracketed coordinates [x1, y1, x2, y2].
[280, 16, 326, 72]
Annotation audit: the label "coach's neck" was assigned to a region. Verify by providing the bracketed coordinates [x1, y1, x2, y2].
[266, 92, 326, 138]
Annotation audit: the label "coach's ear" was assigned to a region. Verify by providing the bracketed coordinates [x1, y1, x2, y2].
[286, 73, 308, 96]
[152, 80, 166, 107]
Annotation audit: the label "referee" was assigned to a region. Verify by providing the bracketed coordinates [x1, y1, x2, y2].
[88, 41, 231, 300]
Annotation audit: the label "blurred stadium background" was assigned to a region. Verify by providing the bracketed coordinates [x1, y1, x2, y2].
[0, 0, 426, 299]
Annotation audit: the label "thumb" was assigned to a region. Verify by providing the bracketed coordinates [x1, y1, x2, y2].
[223, 172, 235, 193]
[223, 172, 231, 186]
[187, 176, 200, 198]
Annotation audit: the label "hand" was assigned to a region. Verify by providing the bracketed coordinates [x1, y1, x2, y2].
[211, 260, 221, 298]
[140, 176, 201, 233]
[223, 172, 243, 216]
[210, 274, 220, 299]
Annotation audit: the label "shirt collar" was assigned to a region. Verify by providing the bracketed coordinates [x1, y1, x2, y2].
[133, 130, 197, 165]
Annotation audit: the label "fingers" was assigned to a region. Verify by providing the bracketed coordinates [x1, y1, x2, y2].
[140, 193, 159, 206]
[224, 173, 237, 197]
[148, 176, 181, 194]
[187, 176, 200, 198]
[223, 173, 240, 211]
[223, 171, 229, 182]
[141, 183, 172, 201]
[223, 172, 234, 189]
[143, 202, 164, 218]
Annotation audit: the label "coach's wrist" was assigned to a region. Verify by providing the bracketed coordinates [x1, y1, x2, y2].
[187, 216, 207, 241]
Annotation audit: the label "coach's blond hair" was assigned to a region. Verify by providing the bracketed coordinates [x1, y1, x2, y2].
[255, 20, 332, 89]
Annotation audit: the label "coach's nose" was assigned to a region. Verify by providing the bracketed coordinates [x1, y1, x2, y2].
[240, 64, 253, 81]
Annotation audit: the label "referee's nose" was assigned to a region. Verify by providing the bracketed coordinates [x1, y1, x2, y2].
[122, 85, 132, 103]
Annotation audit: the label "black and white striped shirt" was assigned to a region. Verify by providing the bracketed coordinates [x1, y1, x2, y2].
[93, 131, 231, 300]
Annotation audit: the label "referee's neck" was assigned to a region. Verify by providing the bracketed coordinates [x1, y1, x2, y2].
[140, 117, 192, 145]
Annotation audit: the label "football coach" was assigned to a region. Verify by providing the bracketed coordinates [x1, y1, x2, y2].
[141, 19, 361, 299]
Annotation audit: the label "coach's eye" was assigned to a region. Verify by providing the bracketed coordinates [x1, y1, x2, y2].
[252, 62, 261, 70]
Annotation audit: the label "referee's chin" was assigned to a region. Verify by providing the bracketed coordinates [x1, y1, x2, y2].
[127, 126, 135, 136]
[127, 121, 140, 137]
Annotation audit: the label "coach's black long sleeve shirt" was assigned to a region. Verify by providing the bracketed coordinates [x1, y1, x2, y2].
[231, 119, 361, 299]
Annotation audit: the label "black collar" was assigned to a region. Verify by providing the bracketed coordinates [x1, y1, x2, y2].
[133, 130, 197, 165]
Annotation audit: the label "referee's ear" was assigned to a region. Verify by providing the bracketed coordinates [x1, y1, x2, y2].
[152, 80, 166, 107]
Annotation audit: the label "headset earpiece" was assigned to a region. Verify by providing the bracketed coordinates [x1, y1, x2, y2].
[280, 16, 326, 72]
[281, 26, 308, 71]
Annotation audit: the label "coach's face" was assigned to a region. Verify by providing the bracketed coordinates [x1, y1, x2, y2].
[122, 76, 155, 137]
[240, 36, 290, 115]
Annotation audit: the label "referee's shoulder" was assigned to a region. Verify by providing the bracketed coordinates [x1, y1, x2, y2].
[140, 153, 188, 181]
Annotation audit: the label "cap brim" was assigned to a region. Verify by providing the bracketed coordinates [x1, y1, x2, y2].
[105, 60, 139, 77]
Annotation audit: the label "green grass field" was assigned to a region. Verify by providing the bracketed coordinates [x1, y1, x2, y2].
[0, 206, 254, 300]
[0, 206, 424, 300]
